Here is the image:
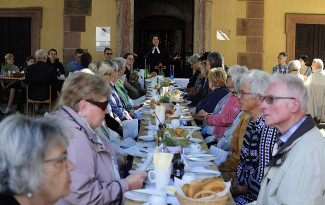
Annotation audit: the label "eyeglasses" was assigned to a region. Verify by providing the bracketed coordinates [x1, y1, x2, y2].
[263, 95, 295, 104]
[232, 91, 239, 97]
[227, 75, 232, 79]
[44, 155, 69, 168]
[105, 53, 113, 55]
[234, 90, 252, 98]
[86, 99, 109, 111]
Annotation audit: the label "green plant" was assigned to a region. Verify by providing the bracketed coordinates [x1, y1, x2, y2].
[160, 95, 170, 103]
[1, 64, 9, 71]
[162, 135, 188, 147]
[160, 81, 169, 88]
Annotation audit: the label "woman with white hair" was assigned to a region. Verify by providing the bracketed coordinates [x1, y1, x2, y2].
[185, 54, 201, 91]
[230, 70, 279, 205]
[0, 114, 75, 205]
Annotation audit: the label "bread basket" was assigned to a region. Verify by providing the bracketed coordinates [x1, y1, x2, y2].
[12, 73, 24, 78]
[175, 191, 230, 205]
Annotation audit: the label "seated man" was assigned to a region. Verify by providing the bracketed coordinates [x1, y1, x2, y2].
[25, 49, 58, 102]
[230, 70, 279, 205]
[257, 74, 325, 204]
[272, 52, 289, 74]
[67, 48, 84, 74]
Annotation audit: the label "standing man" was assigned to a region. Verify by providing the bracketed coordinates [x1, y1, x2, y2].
[67, 48, 84, 74]
[272, 52, 289, 74]
[104, 48, 113, 60]
[305, 58, 325, 122]
[257, 73, 325, 204]
[26, 49, 58, 102]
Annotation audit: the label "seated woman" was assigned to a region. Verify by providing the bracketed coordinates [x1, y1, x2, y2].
[230, 70, 279, 205]
[188, 60, 209, 107]
[73, 52, 92, 72]
[298, 54, 312, 78]
[192, 67, 230, 125]
[46, 48, 65, 76]
[0, 114, 75, 205]
[128, 71, 146, 100]
[183, 54, 201, 93]
[90, 60, 133, 121]
[0, 53, 19, 114]
[89, 61, 124, 137]
[48, 71, 146, 204]
[123, 53, 142, 97]
[203, 65, 247, 137]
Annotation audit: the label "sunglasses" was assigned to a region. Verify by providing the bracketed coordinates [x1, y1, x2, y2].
[105, 53, 113, 55]
[86, 99, 109, 111]
[262, 95, 295, 104]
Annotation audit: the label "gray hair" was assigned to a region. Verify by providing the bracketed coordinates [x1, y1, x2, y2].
[228, 65, 248, 82]
[313, 58, 324, 69]
[271, 73, 308, 112]
[207, 51, 224, 68]
[35, 49, 47, 61]
[188, 54, 200, 64]
[239, 70, 271, 98]
[60, 71, 111, 112]
[288, 60, 301, 71]
[0, 114, 69, 194]
[112, 57, 126, 70]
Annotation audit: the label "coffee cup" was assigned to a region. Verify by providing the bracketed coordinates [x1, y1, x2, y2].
[171, 119, 180, 128]
[190, 143, 201, 154]
[148, 168, 171, 190]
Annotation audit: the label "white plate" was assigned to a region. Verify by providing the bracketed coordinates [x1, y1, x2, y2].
[186, 154, 216, 162]
[144, 125, 158, 130]
[179, 117, 192, 121]
[138, 135, 154, 141]
[186, 169, 221, 177]
[124, 189, 166, 202]
[181, 126, 202, 131]
[184, 148, 207, 155]
[189, 138, 202, 143]
[180, 115, 192, 119]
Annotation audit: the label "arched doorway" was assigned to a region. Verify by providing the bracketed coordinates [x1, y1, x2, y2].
[134, 15, 186, 77]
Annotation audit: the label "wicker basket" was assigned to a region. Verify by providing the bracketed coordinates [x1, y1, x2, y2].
[175, 191, 230, 205]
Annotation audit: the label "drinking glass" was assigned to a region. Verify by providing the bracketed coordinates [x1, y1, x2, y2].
[170, 65, 175, 80]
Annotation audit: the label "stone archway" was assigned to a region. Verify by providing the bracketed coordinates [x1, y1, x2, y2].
[116, 0, 212, 57]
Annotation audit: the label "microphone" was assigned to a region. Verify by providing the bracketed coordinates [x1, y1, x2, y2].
[144, 46, 154, 57]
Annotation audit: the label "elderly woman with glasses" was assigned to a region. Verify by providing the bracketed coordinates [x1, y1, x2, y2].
[48, 71, 146, 205]
[203, 65, 248, 137]
[230, 70, 279, 205]
[90, 60, 133, 121]
[0, 114, 75, 205]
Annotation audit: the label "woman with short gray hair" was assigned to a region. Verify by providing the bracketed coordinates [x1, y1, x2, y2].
[0, 114, 74, 205]
[231, 70, 279, 204]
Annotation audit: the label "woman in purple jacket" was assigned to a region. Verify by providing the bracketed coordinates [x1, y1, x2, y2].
[50, 71, 146, 205]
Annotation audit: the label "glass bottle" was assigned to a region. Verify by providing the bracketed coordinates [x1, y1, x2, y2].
[173, 153, 184, 179]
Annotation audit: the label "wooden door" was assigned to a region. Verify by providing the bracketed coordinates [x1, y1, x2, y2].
[296, 24, 325, 65]
[0, 17, 31, 68]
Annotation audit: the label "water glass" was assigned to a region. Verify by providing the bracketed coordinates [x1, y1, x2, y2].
[170, 65, 175, 80]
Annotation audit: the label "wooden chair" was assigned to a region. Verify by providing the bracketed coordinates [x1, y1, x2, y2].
[26, 85, 51, 116]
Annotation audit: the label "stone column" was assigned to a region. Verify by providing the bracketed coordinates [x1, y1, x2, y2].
[116, 0, 134, 57]
[193, 0, 212, 55]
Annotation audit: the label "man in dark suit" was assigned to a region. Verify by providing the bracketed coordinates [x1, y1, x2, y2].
[145, 34, 179, 76]
[26, 49, 58, 102]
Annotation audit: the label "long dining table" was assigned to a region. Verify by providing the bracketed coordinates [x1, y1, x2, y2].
[124, 84, 235, 204]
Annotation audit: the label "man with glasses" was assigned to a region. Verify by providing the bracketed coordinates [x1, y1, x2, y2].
[256, 73, 325, 204]
[104, 48, 113, 60]
[67, 48, 84, 74]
